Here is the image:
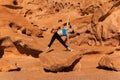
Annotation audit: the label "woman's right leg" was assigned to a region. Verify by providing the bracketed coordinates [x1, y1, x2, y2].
[48, 32, 57, 47]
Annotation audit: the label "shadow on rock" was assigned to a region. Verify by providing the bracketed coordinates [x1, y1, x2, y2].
[96, 66, 116, 71]
[2, 5, 23, 9]
[14, 43, 43, 58]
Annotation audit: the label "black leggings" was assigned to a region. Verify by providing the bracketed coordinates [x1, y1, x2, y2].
[48, 32, 68, 48]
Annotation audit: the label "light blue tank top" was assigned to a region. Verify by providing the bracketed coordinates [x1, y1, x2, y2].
[62, 28, 67, 36]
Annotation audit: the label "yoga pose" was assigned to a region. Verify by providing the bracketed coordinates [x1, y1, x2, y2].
[46, 22, 74, 52]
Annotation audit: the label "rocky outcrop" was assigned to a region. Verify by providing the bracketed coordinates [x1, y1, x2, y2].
[0, 6, 43, 38]
[39, 51, 82, 72]
[0, 29, 43, 58]
[71, 1, 120, 46]
[94, 7, 120, 46]
[0, 6, 44, 58]
[98, 51, 120, 71]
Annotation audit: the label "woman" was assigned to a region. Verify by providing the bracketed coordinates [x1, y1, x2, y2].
[46, 22, 74, 53]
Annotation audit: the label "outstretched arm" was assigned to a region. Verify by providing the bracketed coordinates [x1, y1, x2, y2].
[66, 15, 70, 46]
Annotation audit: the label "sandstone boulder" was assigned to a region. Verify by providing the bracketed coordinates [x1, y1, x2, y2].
[39, 51, 82, 72]
[0, 58, 19, 72]
[98, 51, 120, 71]
[0, 57, 44, 72]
